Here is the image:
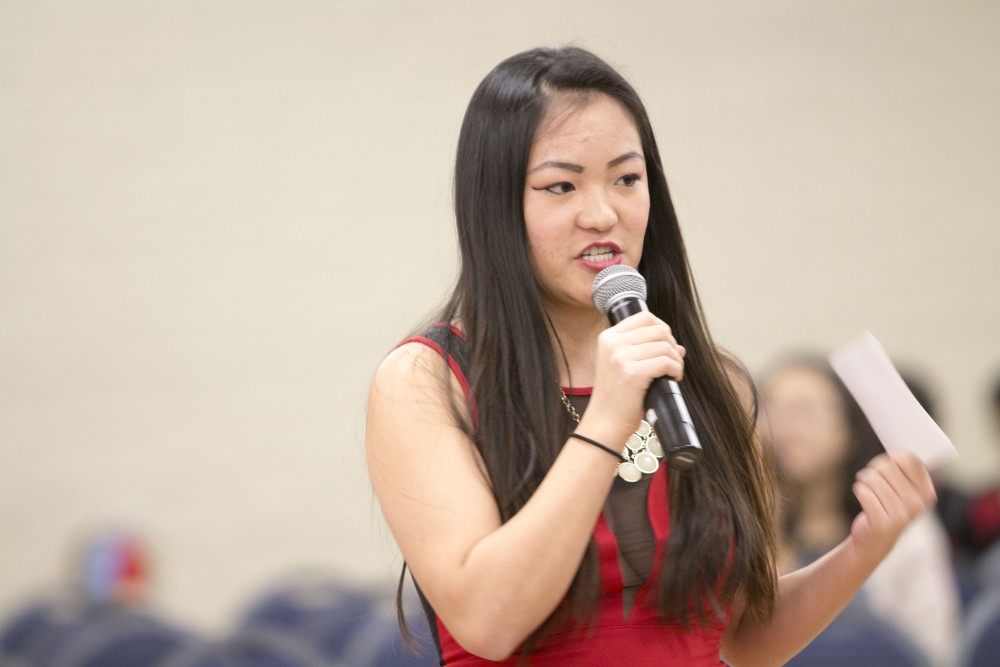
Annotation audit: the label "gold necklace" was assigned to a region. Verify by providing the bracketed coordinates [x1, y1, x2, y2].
[559, 389, 664, 482]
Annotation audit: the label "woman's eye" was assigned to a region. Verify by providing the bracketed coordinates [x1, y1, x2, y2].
[542, 182, 575, 195]
[531, 182, 575, 195]
[617, 173, 641, 187]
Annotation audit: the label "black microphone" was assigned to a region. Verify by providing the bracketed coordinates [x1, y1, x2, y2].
[591, 265, 703, 470]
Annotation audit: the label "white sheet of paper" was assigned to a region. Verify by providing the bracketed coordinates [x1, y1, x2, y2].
[829, 331, 957, 470]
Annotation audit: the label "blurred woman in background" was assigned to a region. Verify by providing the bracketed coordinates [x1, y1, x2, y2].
[759, 357, 960, 665]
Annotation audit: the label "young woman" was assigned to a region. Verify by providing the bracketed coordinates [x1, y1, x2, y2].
[366, 46, 936, 666]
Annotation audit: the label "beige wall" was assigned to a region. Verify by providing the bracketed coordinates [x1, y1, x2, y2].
[1, 0, 997, 631]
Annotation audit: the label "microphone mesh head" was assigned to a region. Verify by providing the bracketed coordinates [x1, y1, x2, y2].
[591, 265, 647, 314]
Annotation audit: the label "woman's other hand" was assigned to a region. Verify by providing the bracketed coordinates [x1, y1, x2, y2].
[849, 452, 937, 562]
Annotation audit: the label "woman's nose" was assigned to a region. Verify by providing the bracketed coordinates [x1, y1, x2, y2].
[576, 190, 617, 231]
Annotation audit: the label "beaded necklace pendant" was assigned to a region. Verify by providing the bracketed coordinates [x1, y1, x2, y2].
[560, 390, 664, 482]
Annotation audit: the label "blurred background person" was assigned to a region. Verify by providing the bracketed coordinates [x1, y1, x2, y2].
[955, 370, 1000, 611]
[965, 374, 1000, 558]
[76, 523, 153, 609]
[759, 356, 960, 666]
[904, 369, 1000, 610]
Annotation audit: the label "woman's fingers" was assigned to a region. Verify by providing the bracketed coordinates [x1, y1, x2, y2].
[864, 453, 934, 517]
[606, 338, 684, 381]
[850, 481, 882, 526]
[611, 309, 667, 332]
[604, 313, 683, 357]
[628, 341, 684, 380]
[591, 312, 685, 426]
[850, 452, 936, 557]
[892, 451, 937, 506]
[859, 454, 935, 512]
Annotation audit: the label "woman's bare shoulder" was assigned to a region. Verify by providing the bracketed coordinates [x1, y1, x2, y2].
[372, 338, 452, 394]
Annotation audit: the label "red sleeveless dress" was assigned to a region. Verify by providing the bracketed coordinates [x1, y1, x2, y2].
[401, 327, 729, 666]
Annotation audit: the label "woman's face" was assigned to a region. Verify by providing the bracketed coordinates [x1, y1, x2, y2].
[760, 365, 852, 486]
[523, 93, 650, 313]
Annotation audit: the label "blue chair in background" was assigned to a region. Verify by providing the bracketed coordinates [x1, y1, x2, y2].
[161, 626, 335, 667]
[0, 587, 200, 667]
[47, 610, 197, 667]
[11, 598, 115, 666]
[0, 589, 94, 659]
[960, 589, 1000, 667]
[785, 607, 928, 667]
[974, 540, 1000, 592]
[0, 651, 29, 667]
[1, 598, 55, 657]
[341, 603, 438, 667]
[238, 572, 377, 664]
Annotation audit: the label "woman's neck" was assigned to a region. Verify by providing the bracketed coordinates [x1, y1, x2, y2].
[792, 473, 849, 553]
[543, 302, 607, 388]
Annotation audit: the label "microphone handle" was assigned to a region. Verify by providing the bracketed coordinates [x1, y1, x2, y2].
[606, 297, 703, 470]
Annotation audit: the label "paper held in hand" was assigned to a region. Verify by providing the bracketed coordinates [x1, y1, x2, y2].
[829, 331, 958, 470]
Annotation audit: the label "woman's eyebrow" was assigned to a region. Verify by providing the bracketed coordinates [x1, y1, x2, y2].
[528, 151, 645, 174]
[528, 160, 583, 174]
[607, 151, 644, 168]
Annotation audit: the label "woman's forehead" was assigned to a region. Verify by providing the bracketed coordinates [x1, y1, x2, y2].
[530, 93, 641, 159]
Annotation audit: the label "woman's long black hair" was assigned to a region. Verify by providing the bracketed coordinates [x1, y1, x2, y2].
[403, 45, 777, 646]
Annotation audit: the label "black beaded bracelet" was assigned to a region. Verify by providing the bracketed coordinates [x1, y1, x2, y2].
[568, 432, 625, 462]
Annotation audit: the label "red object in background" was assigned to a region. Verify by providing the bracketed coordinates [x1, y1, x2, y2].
[970, 490, 1000, 552]
[115, 535, 150, 605]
